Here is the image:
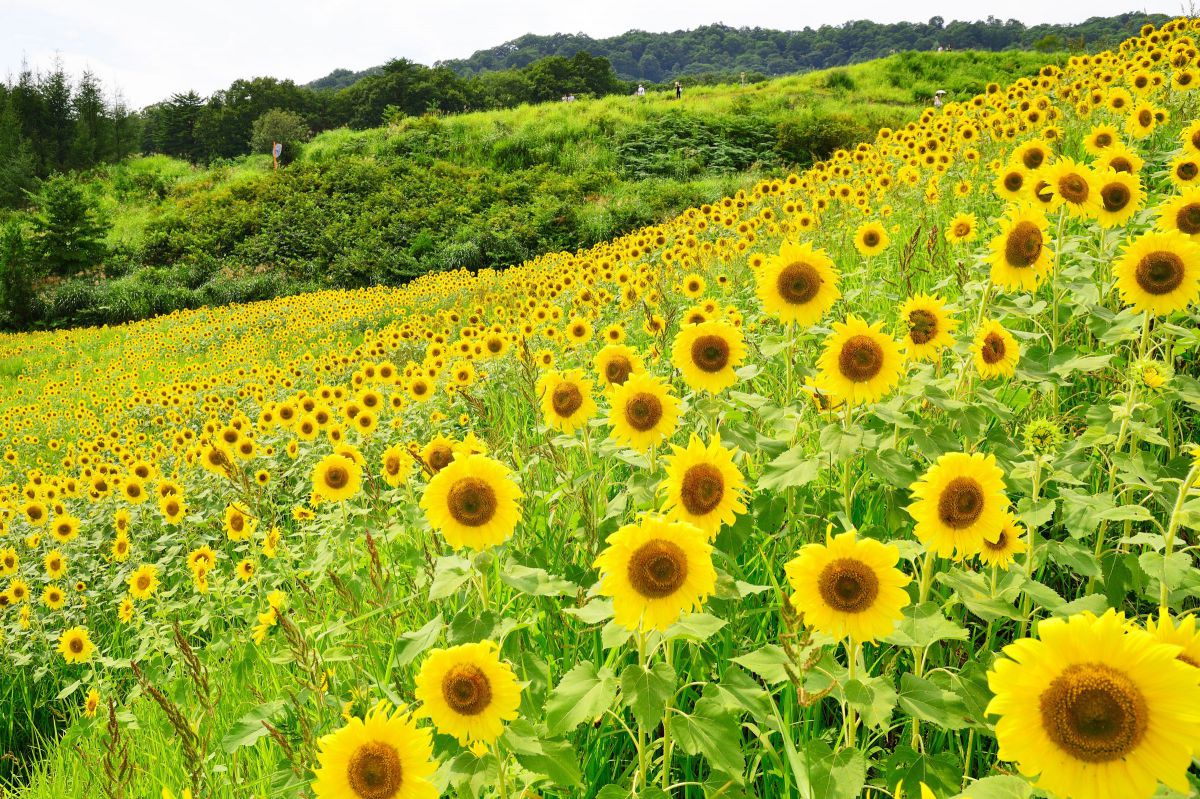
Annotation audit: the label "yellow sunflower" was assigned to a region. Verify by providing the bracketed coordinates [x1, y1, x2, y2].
[1097, 142, 1144, 176]
[420, 434, 457, 474]
[1093, 169, 1143, 229]
[420, 454, 522, 551]
[972, 320, 1020, 379]
[670, 320, 746, 394]
[1156, 187, 1200, 239]
[660, 434, 746, 537]
[814, 315, 904, 407]
[311, 704, 439, 799]
[1083, 124, 1122, 156]
[994, 163, 1029, 202]
[784, 531, 911, 643]
[987, 610, 1200, 799]
[988, 204, 1054, 291]
[594, 515, 716, 631]
[57, 626, 94, 664]
[607, 373, 680, 452]
[1038, 157, 1100, 218]
[944, 212, 978, 245]
[312, 454, 363, 503]
[977, 514, 1028, 570]
[898, 294, 958, 362]
[1142, 612, 1200, 670]
[414, 641, 522, 747]
[854, 221, 890, 257]
[380, 445, 412, 488]
[128, 563, 160, 601]
[1112, 230, 1200, 316]
[536, 368, 598, 435]
[1168, 153, 1199, 188]
[908, 451, 1009, 559]
[593, 344, 644, 389]
[755, 239, 841, 326]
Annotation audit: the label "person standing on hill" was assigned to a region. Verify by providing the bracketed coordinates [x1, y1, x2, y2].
[675, 81, 682, 99]
[636, 84, 646, 97]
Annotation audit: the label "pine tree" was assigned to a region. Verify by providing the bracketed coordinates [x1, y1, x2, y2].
[29, 175, 108, 277]
[0, 221, 39, 329]
[0, 101, 37, 208]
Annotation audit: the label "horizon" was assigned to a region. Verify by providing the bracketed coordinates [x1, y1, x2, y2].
[1, 1, 1179, 108]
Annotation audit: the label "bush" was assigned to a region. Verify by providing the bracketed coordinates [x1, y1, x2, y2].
[775, 112, 869, 166]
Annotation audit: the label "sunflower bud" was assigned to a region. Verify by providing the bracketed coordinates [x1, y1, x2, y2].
[1022, 417, 1065, 457]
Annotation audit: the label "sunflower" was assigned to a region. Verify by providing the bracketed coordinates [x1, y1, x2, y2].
[1143, 612, 1200, 670]
[908, 451, 1009, 559]
[987, 610, 1200, 799]
[1156, 187, 1200, 239]
[1013, 139, 1052, 171]
[1125, 100, 1159, 138]
[312, 454, 362, 503]
[1184, 119, 1200, 156]
[128, 564, 159, 601]
[51, 515, 79, 543]
[660, 435, 746, 537]
[1039, 158, 1100, 218]
[536, 369, 597, 435]
[420, 454, 522, 551]
[854, 221, 890, 257]
[594, 515, 716, 631]
[42, 584, 66, 610]
[973, 320, 1020, 379]
[159, 494, 186, 525]
[755, 240, 841, 326]
[57, 626, 94, 664]
[311, 704, 439, 799]
[784, 531, 911, 643]
[420, 435, 456, 474]
[1168, 154, 1199, 188]
[1112, 230, 1200, 315]
[814, 315, 904, 407]
[944, 212, 978, 245]
[593, 344, 644, 388]
[1097, 142, 1144, 176]
[1093, 169, 1143, 229]
[380, 445, 412, 488]
[224, 501, 257, 541]
[607, 373, 680, 452]
[994, 163, 1029, 202]
[988, 204, 1054, 291]
[671, 320, 746, 394]
[898, 294, 958, 362]
[415, 641, 522, 747]
[977, 514, 1028, 570]
[1083, 124, 1121, 155]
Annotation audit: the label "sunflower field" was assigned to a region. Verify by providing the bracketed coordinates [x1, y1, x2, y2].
[3, 17, 1200, 799]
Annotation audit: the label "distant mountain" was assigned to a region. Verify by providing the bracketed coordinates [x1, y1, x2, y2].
[305, 13, 1168, 89]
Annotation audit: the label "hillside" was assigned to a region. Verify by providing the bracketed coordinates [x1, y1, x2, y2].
[2, 51, 1052, 331]
[2, 14, 1200, 799]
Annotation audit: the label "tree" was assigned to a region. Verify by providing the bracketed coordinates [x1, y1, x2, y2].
[0, 221, 39, 329]
[29, 175, 108, 277]
[0, 102, 37, 209]
[249, 108, 312, 164]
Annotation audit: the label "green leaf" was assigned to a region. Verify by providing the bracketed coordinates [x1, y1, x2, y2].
[663, 611, 725, 642]
[844, 676, 897, 730]
[897, 673, 970, 730]
[672, 692, 744, 781]
[938, 567, 1022, 622]
[883, 601, 968, 649]
[1015, 496, 1055, 529]
[544, 662, 618, 736]
[803, 741, 866, 799]
[220, 700, 285, 753]
[1138, 551, 1194, 593]
[561, 598, 614, 625]
[1099, 504, 1153, 523]
[883, 745, 962, 799]
[1043, 539, 1101, 578]
[500, 563, 578, 597]
[732, 644, 792, 685]
[393, 615, 443, 666]
[504, 721, 582, 788]
[955, 774, 1033, 798]
[620, 661, 675, 729]
[428, 555, 472, 600]
[758, 446, 821, 491]
[1058, 490, 1114, 539]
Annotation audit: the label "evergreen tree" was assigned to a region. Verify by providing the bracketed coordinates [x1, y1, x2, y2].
[0, 221, 39, 329]
[0, 101, 37, 209]
[29, 175, 108, 277]
[70, 69, 110, 168]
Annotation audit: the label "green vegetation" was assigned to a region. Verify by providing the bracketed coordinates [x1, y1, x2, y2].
[0, 51, 1054, 331]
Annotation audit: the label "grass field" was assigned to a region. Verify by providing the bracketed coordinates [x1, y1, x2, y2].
[2, 23, 1200, 799]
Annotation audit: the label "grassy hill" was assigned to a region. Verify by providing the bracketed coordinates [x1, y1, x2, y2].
[7, 51, 1052, 331]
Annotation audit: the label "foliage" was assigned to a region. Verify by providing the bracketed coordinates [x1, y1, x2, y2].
[27, 175, 108, 278]
[0, 221, 39, 329]
[248, 109, 311, 164]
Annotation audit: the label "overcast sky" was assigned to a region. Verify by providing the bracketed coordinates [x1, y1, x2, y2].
[1, 0, 1180, 107]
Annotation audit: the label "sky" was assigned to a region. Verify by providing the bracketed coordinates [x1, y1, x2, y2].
[0, 0, 1181, 107]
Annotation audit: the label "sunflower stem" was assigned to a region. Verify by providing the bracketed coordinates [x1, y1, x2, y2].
[843, 637, 859, 747]
[1160, 462, 1199, 609]
[1018, 456, 1043, 638]
[636, 626, 649, 793]
[661, 641, 674, 790]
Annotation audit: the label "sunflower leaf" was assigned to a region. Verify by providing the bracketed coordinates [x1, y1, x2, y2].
[544, 662, 618, 736]
[620, 660, 675, 729]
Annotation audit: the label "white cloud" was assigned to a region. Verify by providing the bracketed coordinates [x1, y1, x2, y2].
[0, 0, 1183, 107]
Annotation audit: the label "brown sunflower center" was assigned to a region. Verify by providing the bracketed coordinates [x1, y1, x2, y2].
[1179, 162, 1198, 181]
[1033, 180, 1053, 204]
[604, 356, 633, 385]
[442, 664, 493, 716]
[551, 382, 584, 417]
[680, 464, 725, 516]
[1005, 221, 1044, 269]
[1040, 663, 1148, 763]
[1003, 171, 1024, 192]
[69, 637, 84, 653]
[1134, 251, 1185, 296]
[427, 446, 452, 471]
[446, 478, 498, 527]
[837, 335, 884, 383]
[1138, 109, 1153, 127]
[1022, 149, 1045, 169]
[907, 309, 939, 345]
[1058, 173, 1090, 203]
[862, 230, 881, 247]
[1109, 156, 1133, 173]
[982, 529, 1009, 551]
[346, 740, 404, 799]
[627, 539, 688, 599]
[953, 221, 971, 237]
[981, 332, 1008, 364]
[384, 456, 402, 476]
[937, 477, 986, 529]
[324, 466, 348, 490]
[777, 262, 821, 305]
[816, 558, 880, 613]
[691, 335, 731, 373]
[624, 392, 664, 432]
[1175, 203, 1200, 235]
[1094, 132, 1112, 147]
[136, 575, 151, 591]
[1100, 182, 1131, 213]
